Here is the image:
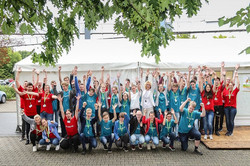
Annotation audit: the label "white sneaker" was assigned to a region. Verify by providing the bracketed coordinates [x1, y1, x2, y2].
[38, 144, 42, 148]
[152, 144, 156, 149]
[33, 146, 37, 152]
[209, 135, 213, 140]
[204, 135, 207, 140]
[55, 145, 60, 151]
[46, 144, 51, 151]
[147, 144, 151, 150]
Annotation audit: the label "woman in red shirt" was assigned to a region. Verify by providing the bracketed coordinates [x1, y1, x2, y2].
[223, 72, 240, 136]
[39, 85, 58, 121]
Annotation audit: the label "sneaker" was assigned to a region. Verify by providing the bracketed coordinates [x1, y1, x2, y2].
[38, 144, 42, 148]
[103, 144, 108, 151]
[200, 129, 205, 135]
[89, 145, 92, 152]
[229, 132, 233, 136]
[138, 144, 143, 150]
[152, 144, 156, 149]
[225, 131, 230, 136]
[82, 149, 86, 155]
[218, 128, 222, 132]
[131, 145, 136, 151]
[204, 135, 207, 140]
[169, 146, 175, 151]
[33, 146, 37, 152]
[46, 144, 51, 151]
[147, 144, 151, 150]
[25, 140, 30, 145]
[209, 135, 213, 140]
[215, 131, 220, 136]
[55, 145, 60, 151]
[20, 137, 25, 141]
[162, 143, 166, 149]
[189, 138, 195, 141]
[108, 149, 112, 154]
[194, 149, 203, 155]
[123, 146, 128, 152]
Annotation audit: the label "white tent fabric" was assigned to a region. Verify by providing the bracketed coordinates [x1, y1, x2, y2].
[14, 37, 250, 126]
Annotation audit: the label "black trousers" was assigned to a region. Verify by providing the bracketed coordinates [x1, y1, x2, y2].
[214, 106, 224, 132]
[59, 112, 67, 137]
[115, 133, 129, 148]
[60, 134, 80, 150]
[30, 132, 42, 146]
[25, 115, 34, 141]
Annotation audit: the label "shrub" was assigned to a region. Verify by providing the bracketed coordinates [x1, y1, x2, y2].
[0, 85, 16, 100]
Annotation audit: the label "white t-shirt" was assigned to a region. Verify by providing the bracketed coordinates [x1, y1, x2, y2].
[142, 90, 153, 108]
[130, 92, 140, 110]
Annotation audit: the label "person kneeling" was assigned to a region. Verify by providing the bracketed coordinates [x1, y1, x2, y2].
[58, 94, 81, 153]
[79, 102, 98, 155]
[142, 109, 163, 150]
[160, 109, 178, 151]
[39, 119, 61, 151]
[178, 98, 206, 155]
[129, 110, 145, 150]
[98, 102, 117, 153]
[114, 112, 130, 152]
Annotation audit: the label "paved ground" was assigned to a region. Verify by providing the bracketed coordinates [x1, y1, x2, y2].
[1, 101, 250, 166]
[0, 136, 250, 166]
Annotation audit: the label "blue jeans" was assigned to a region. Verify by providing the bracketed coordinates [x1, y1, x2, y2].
[145, 135, 159, 145]
[130, 134, 145, 145]
[100, 134, 114, 149]
[224, 107, 237, 133]
[174, 112, 180, 137]
[203, 111, 214, 135]
[39, 138, 59, 146]
[194, 110, 199, 130]
[80, 133, 97, 150]
[40, 111, 53, 121]
[161, 132, 176, 147]
[179, 127, 201, 151]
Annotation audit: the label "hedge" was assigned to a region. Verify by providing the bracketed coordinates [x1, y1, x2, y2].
[0, 85, 16, 100]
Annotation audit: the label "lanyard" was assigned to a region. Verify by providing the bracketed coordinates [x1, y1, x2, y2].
[44, 93, 49, 103]
[112, 95, 116, 105]
[119, 122, 124, 133]
[86, 119, 91, 128]
[173, 92, 178, 103]
[188, 112, 193, 125]
[101, 92, 105, 101]
[27, 94, 33, 105]
[166, 120, 171, 133]
[46, 127, 50, 138]
[229, 90, 233, 100]
[123, 100, 127, 110]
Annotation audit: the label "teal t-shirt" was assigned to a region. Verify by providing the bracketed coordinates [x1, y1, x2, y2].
[99, 120, 113, 137]
[178, 108, 201, 133]
[118, 122, 127, 137]
[134, 123, 141, 134]
[100, 92, 107, 109]
[169, 89, 181, 112]
[187, 85, 201, 110]
[160, 119, 176, 139]
[157, 92, 167, 112]
[83, 119, 94, 137]
[85, 93, 97, 117]
[147, 123, 158, 137]
[62, 90, 70, 112]
[79, 91, 85, 109]
[120, 99, 130, 116]
[180, 87, 188, 108]
[110, 94, 120, 113]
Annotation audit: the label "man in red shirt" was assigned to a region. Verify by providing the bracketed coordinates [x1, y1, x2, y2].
[58, 94, 80, 153]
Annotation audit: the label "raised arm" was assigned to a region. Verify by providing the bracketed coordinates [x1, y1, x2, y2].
[162, 111, 167, 125]
[58, 95, 65, 120]
[220, 61, 225, 82]
[171, 108, 178, 124]
[25, 91, 39, 97]
[112, 104, 117, 123]
[58, 66, 62, 85]
[198, 71, 204, 93]
[180, 98, 191, 112]
[75, 94, 81, 120]
[43, 69, 47, 85]
[97, 102, 102, 122]
[187, 65, 192, 90]
[100, 66, 104, 84]
[33, 70, 40, 88]
[200, 103, 206, 117]
[235, 71, 240, 89]
[15, 67, 22, 89]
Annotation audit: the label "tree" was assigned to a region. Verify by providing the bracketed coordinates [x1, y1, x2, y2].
[0, 48, 22, 79]
[218, 5, 250, 54]
[18, 50, 32, 59]
[0, 0, 207, 65]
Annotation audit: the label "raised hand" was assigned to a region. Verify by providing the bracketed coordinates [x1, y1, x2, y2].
[188, 65, 192, 72]
[235, 64, 240, 71]
[97, 101, 102, 108]
[35, 70, 40, 75]
[101, 66, 104, 71]
[113, 104, 117, 110]
[57, 95, 62, 102]
[83, 75, 86, 81]
[200, 103, 204, 108]
[117, 72, 120, 79]
[221, 61, 225, 67]
[82, 102, 87, 108]
[171, 108, 175, 115]
[146, 69, 150, 76]
[187, 98, 191, 102]
[17, 67, 22, 73]
[76, 94, 81, 101]
[58, 66, 61, 71]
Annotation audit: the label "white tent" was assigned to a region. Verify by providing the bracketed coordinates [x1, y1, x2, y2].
[14, 36, 250, 126]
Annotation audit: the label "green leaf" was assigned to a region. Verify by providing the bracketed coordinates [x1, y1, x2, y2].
[246, 25, 250, 33]
[218, 17, 225, 26]
[19, 23, 27, 34]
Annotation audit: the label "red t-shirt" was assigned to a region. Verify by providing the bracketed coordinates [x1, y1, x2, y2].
[21, 94, 38, 116]
[213, 85, 224, 106]
[201, 90, 214, 112]
[39, 93, 54, 114]
[31, 125, 42, 136]
[45, 127, 56, 138]
[223, 87, 239, 108]
[63, 116, 78, 136]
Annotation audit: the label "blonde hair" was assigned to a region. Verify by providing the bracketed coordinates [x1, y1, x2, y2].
[86, 108, 92, 113]
[189, 101, 196, 108]
[34, 114, 41, 120]
[144, 81, 152, 89]
[61, 81, 69, 87]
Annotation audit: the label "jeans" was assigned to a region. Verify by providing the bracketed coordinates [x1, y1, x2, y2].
[130, 134, 145, 145]
[194, 109, 199, 130]
[203, 111, 214, 135]
[161, 132, 176, 147]
[179, 127, 201, 151]
[40, 111, 53, 121]
[214, 106, 224, 132]
[145, 135, 159, 145]
[174, 112, 180, 137]
[80, 133, 97, 150]
[100, 134, 114, 149]
[39, 138, 59, 146]
[60, 134, 80, 150]
[115, 133, 130, 148]
[224, 107, 237, 133]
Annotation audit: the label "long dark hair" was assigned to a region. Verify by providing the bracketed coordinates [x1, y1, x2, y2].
[204, 84, 213, 99]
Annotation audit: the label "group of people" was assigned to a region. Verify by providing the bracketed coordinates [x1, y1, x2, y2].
[13, 62, 240, 156]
